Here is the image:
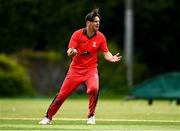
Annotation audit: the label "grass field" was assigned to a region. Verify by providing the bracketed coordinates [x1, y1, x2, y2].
[0, 98, 180, 131]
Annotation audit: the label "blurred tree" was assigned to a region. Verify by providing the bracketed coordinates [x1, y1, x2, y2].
[0, 0, 124, 53]
[134, 0, 180, 75]
[0, 0, 179, 78]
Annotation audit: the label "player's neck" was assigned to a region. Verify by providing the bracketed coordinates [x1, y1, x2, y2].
[86, 27, 95, 38]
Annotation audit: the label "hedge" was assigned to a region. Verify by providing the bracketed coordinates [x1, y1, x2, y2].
[0, 54, 35, 97]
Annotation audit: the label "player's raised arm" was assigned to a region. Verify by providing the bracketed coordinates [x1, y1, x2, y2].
[103, 51, 122, 63]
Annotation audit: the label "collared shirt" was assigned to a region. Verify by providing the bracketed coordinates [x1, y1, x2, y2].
[68, 28, 109, 69]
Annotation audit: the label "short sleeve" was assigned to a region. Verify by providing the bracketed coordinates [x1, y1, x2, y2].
[68, 31, 79, 48]
[99, 33, 109, 52]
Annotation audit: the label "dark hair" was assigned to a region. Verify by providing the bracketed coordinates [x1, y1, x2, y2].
[85, 8, 101, 22]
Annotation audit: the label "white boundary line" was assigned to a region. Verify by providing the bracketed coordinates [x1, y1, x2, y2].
[1, 118, 180, 123]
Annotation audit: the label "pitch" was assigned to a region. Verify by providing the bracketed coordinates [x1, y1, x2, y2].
[0, 98, 180, 130]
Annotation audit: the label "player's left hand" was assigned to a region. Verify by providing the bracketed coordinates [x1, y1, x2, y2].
[113, 53, 122, 62]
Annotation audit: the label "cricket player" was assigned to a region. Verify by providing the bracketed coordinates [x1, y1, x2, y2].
[39, 8, 122, 125]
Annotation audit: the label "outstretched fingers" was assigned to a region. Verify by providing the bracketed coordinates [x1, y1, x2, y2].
[115, 53, 120, 56]
[113, 53, 122, 62]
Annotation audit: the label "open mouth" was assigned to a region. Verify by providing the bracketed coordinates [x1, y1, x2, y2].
[95, 26, 99, 30]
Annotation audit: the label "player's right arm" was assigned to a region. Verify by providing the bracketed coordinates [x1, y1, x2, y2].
[67, 30, 81, 57]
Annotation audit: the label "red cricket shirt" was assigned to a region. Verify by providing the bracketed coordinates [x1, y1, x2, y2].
[68, 28, 109, 69]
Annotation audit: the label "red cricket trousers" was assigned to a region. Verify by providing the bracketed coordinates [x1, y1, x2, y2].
[46, 67, 99, 120]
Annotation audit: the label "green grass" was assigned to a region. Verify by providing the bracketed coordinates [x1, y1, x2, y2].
[0, 98, 180, 130]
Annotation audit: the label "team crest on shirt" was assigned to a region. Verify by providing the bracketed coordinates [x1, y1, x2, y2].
[94, 73, 98, 79]
[92, 42, 96, 47]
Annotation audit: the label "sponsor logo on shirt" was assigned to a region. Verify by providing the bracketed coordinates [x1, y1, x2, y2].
[81, 50, 91, 57]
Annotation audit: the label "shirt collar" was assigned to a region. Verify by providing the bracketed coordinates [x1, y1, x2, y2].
[83, 28, 97, 39]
